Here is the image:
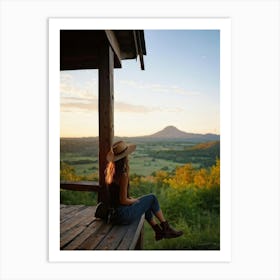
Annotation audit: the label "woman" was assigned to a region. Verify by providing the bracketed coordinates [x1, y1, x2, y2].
[105, 140, 183, 241]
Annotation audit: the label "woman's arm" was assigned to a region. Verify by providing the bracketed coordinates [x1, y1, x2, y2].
[119, 173, 138, 205]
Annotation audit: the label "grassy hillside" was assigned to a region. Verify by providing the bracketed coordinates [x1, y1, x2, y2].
[60, 138, 220, 176]
[60, 138, 220, 250]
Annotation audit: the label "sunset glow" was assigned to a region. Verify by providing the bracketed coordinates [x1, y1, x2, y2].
[60, 30, 220, 137]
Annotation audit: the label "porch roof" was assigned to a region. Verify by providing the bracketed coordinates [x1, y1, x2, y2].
[60, 30, 146, 70]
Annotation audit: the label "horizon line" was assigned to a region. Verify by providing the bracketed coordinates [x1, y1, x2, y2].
[60, 126, 220, 138]
[60, 133, 220, 139]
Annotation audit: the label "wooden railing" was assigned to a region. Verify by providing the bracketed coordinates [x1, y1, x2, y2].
[60, 181, 100, 193]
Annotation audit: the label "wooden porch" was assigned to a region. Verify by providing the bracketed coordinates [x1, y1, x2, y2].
[60, 204, 144, 250]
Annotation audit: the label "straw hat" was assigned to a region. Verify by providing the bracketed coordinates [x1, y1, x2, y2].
[106, 141, 136, 162]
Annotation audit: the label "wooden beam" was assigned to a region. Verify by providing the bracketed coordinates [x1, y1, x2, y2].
[60, 181, 100, 192]
[132, 31, 145, 70]
[105, 31, 122, 68]
[132, 31, 139, 58]
[136, 31, 145, 70]
[129, 215, 145, 250]
[98, 45, 114, 203]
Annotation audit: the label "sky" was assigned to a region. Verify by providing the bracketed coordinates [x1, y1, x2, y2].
[60, 30, 220, 137]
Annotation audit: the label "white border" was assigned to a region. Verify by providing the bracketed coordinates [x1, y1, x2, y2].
[49, 18, 231, 262]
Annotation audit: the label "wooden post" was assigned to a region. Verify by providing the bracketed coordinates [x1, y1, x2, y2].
[135, 225, 144, 250]
[98, 45, 114, 203]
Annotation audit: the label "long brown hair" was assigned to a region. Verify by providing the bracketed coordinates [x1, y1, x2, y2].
[105, 156, 129, 185]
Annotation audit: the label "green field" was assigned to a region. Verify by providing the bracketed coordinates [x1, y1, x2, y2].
[60, 139, 218, 177]
[60, 138, 220, 250]
[60, 150, 184, 177]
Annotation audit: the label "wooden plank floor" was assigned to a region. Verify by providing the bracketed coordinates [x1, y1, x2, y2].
[60, 204, 144, 250]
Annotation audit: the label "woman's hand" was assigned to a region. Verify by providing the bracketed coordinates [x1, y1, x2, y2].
[129, 198, 139, 204]
[124, 196, 139, 205]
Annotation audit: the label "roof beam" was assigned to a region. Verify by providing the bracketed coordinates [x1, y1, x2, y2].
[105, 30, 122, 68]
[133, 31, 145, 70]
[136, 31, 145, 70]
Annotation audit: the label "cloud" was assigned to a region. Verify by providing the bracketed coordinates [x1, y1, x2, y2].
[60, 74, 185, 114]
[160, 107, 185, 113]
[61, 96, 95, 103]
[60, 83, 97, 99]
[60, 74, 155, 114]
[120, 80, 200, 96]
[61, 96, 164, 114]
[61, 93, 98, 113]
[115, 101, 158, 113]
[61, 95, 157, 114]
[60, 73, 73, 84]
[60, 72, 98, 101]
[61, 102, 98, 112]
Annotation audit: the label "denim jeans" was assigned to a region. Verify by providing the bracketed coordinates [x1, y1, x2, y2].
[114, 193, 160, 225]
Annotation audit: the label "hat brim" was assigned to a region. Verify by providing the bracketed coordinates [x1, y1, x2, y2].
[106, 144, 136, 162]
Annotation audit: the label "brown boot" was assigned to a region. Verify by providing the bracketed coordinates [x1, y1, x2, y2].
[152, 224, 164, 241]
[160, 221, 183, 239]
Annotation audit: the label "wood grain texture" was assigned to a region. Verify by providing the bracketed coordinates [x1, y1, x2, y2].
[117, 215, 145, 250]
[98, 44, 114, 203]
[77, 222, 113, 250]
[95, 224, 129, 250]
[63, 220, 103, 250]
[105, 30, 122, 66]
[60, 205, 144, 250]
[60, 206, 95, 234]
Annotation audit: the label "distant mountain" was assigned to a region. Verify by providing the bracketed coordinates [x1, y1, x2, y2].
[148, 126, 194, 138]
[140, 126, 219, 142]
[61, 126, 220, 143]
